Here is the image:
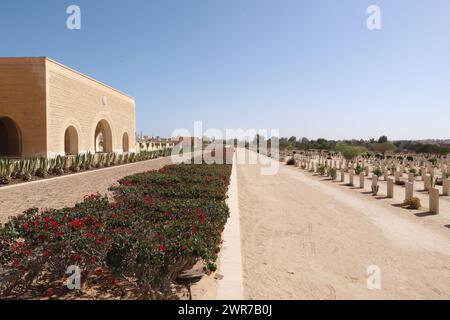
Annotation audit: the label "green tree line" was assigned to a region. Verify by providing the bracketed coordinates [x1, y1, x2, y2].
[276, 136, 450, 155]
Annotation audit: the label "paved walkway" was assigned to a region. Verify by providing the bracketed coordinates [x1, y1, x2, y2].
[238, 151, 450, 300]
[0, 156, 174, 223]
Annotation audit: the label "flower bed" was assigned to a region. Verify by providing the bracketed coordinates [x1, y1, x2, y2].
[0, 162, 231, 299]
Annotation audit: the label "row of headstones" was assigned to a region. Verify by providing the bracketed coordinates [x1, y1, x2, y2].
[296, 155, 449, 189]
[346, 171, 447, 215]
[293, 156, 449, 215]
[306, 155, 446, 171]
[297, 153, 449, 175]
[295, 154, 448, 183]
[296, 152, 447, 174]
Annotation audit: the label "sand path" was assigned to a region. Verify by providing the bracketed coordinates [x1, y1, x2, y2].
[238, 152, 450, 300]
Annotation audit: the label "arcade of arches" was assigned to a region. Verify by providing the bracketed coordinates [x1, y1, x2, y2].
[1, 116, 132, 158]
[0, 116, 22, 158]
[64, 126, 79, 155]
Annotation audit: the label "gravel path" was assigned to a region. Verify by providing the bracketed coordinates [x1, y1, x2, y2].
[0, 156, 174, 223]
[238, 151, 450, 300]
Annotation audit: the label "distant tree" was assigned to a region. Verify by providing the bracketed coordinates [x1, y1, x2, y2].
[336, 142, 367, 161]
[378, 135, 388, 144]
[288, 136, 297, 143]
[279, 138, 291, 150]
[371, 142, 396, 155]
[413, 143, 450, 155]
[316, 138, 329, 150]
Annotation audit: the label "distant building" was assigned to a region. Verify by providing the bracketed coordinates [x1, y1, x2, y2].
[0, 57, 136, 158]
[177, 136, 203, 148]
[137, 137, 177, 152]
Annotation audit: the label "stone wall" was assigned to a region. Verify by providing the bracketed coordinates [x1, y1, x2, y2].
[0, 57, 136, 158]
[0, 58, 47, 158]
[46, 58, 136, 157]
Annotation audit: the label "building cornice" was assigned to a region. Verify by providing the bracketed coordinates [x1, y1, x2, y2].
[44, 57, 135, 101]
[0, 57, 135, 101]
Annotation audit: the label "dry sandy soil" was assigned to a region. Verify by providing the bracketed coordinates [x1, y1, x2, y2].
[238, 151, 450, 300]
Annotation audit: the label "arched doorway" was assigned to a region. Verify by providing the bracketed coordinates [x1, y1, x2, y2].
[94, 120, 112, 153]
[64, 126, 79, 155]
[122, 132, 129, 153]
[0, 116, 21, 157]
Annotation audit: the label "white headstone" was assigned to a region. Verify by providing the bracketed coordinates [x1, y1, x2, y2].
[405, 182, 414, 202]
[429, 187, 440, 215]
[443, 178, 450, 196]
[424, 175, 431, 192]
[387, 178, 394, 198]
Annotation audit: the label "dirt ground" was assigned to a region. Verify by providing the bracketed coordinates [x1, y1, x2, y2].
[238, 152, 450, 300]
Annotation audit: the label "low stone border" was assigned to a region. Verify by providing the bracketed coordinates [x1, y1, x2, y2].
[216, 151, 244, 300]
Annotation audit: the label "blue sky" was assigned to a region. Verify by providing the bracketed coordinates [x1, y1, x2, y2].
[1, 0, 449, 140]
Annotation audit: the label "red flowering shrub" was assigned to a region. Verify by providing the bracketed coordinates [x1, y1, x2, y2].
[0, 163, 231, 299]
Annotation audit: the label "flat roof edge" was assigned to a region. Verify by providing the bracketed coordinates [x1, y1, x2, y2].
[0, 57, 135, 101]
[44, 58, 135, 101]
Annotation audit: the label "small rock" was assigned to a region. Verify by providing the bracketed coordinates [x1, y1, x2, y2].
[214, 273, 224, 280]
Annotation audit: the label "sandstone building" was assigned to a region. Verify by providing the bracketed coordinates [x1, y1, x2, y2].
[0, 57, 136, 158]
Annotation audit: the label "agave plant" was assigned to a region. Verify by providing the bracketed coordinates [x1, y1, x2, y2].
[0, 144, 177, 186]
[96, 153, 105, 168]
[12, 160, 22, 179]
[48, 158, 57, 174]
[111, 153, 118, 166]
[17, 159, 35, 181]
[81, 154, 87, 170]
[104, 153, 112, 167]
[35, 158, 49, 178]
[70, 154, 83, 173]
[0, 160, 15, 184]
[53, 155, 66, 175]
[117, 154, 124, 165]
[84, 152, 96, 170]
